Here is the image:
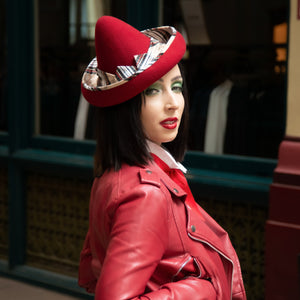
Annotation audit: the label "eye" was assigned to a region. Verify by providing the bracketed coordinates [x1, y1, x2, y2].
[172, 81, 183, 93]
[144, 87, 159, 96]
[144, 83, 161, 96]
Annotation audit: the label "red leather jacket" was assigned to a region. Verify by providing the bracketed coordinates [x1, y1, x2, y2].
[78, 162, 246, 299]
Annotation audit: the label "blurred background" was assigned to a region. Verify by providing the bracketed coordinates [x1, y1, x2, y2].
[0, 1, 299, 299]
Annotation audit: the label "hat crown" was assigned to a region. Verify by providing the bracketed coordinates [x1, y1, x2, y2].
[95, 16, 150, 74]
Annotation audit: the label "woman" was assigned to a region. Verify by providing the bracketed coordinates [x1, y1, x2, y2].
[78, 16, 246, 299]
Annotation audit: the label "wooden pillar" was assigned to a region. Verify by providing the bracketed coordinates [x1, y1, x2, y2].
[265, 139, 300, 299]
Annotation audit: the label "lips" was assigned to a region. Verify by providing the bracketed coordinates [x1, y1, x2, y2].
[160, 117, 178, 129]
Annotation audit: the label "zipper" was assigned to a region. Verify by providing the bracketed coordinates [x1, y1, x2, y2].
[188, 233, 234, 300]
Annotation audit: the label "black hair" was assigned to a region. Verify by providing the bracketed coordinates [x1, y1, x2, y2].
[94, 64, 189, 177]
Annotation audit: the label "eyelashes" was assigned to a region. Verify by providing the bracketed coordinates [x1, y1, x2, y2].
[144, 81, 183, 96]
[172, 81, 183, 93]
[144, 86, 159, 96]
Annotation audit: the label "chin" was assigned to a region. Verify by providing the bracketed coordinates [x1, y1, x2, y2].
[151, 132, 178, 145]
[162, 136, 177, 144]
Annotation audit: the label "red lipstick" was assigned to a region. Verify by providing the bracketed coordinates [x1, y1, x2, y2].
[160, 118, 178, 129]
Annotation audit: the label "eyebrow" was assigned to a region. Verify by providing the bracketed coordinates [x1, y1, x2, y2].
[157, 76, 183, 82]
[172, 76, 183, 82]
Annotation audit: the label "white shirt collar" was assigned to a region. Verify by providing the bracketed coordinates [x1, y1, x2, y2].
[147, 140, 187, 174]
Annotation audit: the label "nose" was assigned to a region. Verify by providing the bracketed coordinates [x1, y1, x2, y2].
[165, 90, 180, 110]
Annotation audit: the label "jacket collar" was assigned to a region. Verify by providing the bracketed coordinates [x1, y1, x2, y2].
[140, 161, 236, 263]
[141, 162, 235, 261]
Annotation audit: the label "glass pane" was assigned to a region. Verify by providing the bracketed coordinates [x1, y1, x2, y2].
[37, 0, 106, 139]
[164, 0, 288, 159]
[0, 0, 7, 132]
[36, 0, 287, 160]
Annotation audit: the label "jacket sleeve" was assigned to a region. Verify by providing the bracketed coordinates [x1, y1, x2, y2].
[94, 184, 216, 300]
[78, 230, 97, 293]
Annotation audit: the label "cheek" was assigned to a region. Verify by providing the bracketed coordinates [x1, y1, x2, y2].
[141, 106, 154, 131]
[179, 97, 185, 117]
[141, 100, 160, 123]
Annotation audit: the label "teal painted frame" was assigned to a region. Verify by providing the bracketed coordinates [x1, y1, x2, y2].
[6, 0, 35, 272]
[1, 0, 279, 297]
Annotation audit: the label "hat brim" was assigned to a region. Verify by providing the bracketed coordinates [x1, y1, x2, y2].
[81, 27, 186, 107]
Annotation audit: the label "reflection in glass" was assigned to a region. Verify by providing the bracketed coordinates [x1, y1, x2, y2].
[176, 0, 288, 159]
[0, 0, 7, 132]
[37, 0, 107, 138]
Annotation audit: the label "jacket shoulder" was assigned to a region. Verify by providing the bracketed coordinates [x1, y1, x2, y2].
[98, 163, 186, 199]
[138, 167, 161, 187]
[114, 163, 162, 188]
[121, 163, 186, 197]
[99, 164, 162, 191]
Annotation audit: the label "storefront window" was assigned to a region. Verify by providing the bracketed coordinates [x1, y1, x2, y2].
[0, 0, 7, 132]
[37, 0, 110, 138]
[36, 0, 287, 160]
[164, 0, 288, 159]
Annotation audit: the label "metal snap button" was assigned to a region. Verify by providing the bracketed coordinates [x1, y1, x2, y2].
[146, 170, 152, 174]
[173, 188, 178, 193]
[191, 225, 196, 232]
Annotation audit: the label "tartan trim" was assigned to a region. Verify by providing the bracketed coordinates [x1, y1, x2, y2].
[82, 26, 176, 92]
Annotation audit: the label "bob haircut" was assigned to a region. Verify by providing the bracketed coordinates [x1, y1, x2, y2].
[94, 66, 189, 177]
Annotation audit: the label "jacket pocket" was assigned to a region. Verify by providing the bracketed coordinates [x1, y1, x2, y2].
[152, 253, 202, 285]
[172, 253, 202, 281]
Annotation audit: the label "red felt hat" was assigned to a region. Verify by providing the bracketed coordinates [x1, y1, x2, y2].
[81, 16, 186, 107]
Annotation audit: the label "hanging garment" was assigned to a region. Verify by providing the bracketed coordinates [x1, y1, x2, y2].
[204, 79, 233, 154]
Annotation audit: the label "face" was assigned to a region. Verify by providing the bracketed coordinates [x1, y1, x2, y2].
[141, 65, 185, 145]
